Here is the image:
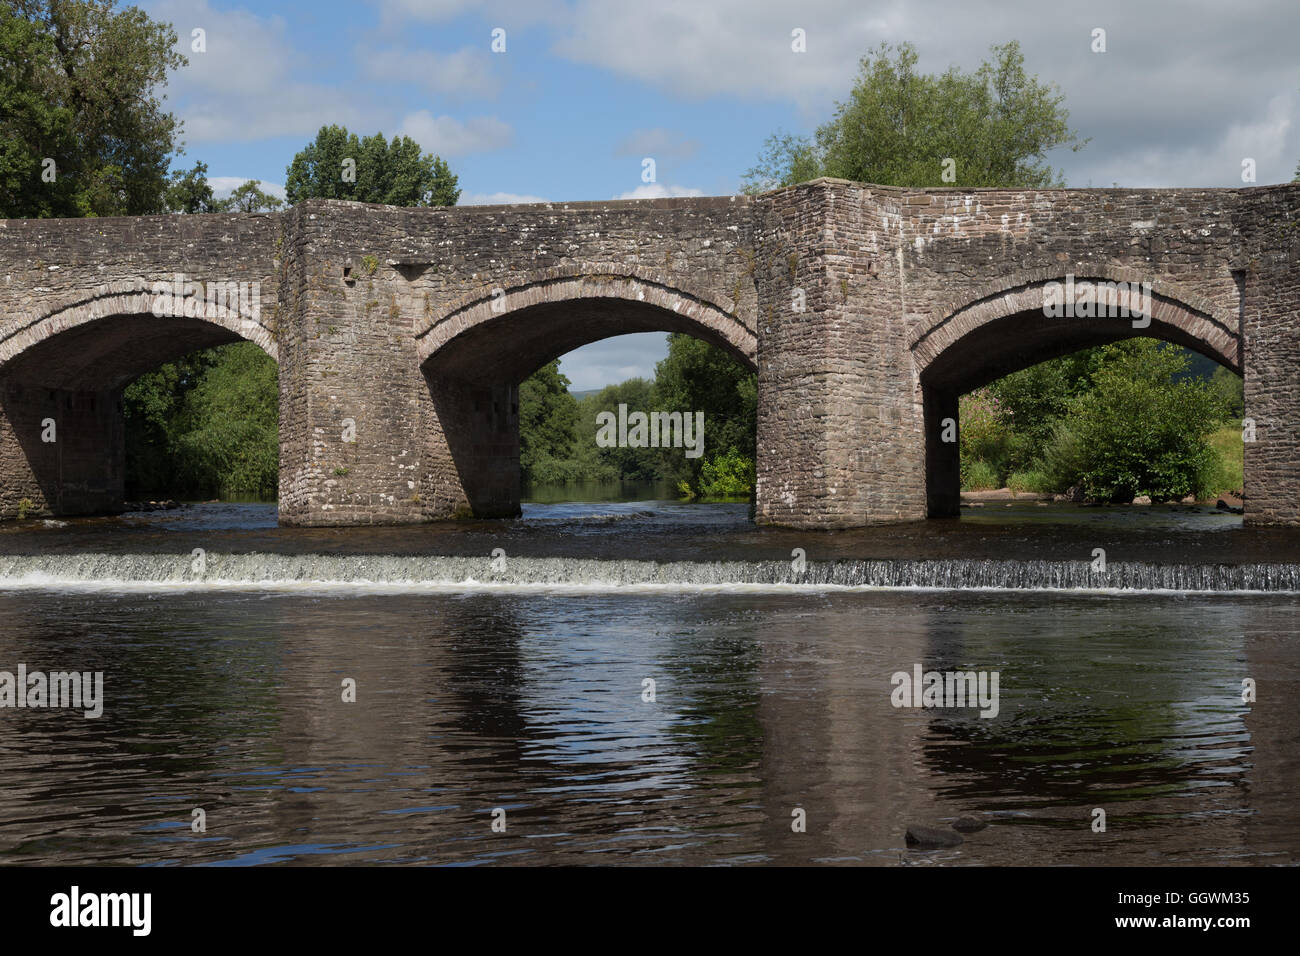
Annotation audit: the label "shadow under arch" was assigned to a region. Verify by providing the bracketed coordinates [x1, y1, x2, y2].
[0, 286, 278, 518]
[417, 267, 757, 518]
[915, 271, 1242, 517]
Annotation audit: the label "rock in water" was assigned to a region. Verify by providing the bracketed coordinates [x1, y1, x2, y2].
[905, 825, 964, 848]
[952, 816, 988, 833]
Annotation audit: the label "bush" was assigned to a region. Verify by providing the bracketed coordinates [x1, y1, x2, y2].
[1204, 424, 1244, 497]
[961, 458, 1000, 491]
[694, 449, 755, 499]
[1006, 469, 1051, 494]
[172, 343, 279, 500]
[1036, 420, 1087, 494]
[1068, 341, 1218, 503]
[959, 389, 1010, 479]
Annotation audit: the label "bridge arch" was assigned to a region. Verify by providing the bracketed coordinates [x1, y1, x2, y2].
[914, 269, 1243, 517]
[912, 268, 1238, 392]
[0, 282, 277, 386]
[417, 264, 755, 378]
[416, 265, 757, 518]
[0, 281, 277, 518]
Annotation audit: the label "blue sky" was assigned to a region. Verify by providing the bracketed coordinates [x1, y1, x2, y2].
[141, 0, 1300, 388]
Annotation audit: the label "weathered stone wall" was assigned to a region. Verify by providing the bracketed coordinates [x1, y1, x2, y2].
[276, 197, 758, 525]
[0, 182, 1295, 527]
[876, 181, 1290, 523]
[1235, 186, 1300, 524]
[751, 180, 928, 527]
[0, 211, 280, 517]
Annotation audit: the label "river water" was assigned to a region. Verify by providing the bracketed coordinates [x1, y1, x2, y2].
[0, 499, 1296, 866]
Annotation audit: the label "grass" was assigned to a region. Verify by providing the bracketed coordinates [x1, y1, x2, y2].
[1204, 424, 1243, 497]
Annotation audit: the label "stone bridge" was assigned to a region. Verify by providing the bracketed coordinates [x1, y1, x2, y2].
[1, 179, 1297, 528]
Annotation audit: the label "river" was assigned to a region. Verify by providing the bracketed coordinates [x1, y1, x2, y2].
[0, 497, 1295, 865]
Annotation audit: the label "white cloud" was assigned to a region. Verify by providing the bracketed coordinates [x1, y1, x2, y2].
[615, 128, 700, 160]
[615, 184, 705, 199]
[1068, 91, 1297, 188]
[151, 0, 376, 143]
[552, 0, 882, 106]
[398, 111, 514, 156]
[372, 0, 565, 28]
[358, 46, 503, 99]
[545, 0, 1300, 187]
[463, 191, 550, 205]
[558, 333, 669, 389]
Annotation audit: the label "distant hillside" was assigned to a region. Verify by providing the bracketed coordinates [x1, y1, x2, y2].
[1174, 346, 1228, 381]
[568, 388, 602, 400]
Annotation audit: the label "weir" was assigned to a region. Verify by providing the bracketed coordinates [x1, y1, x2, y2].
[1, 552, 1299, 593]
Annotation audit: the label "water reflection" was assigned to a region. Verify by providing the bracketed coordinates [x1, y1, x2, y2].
[0, 589, 1293, 865]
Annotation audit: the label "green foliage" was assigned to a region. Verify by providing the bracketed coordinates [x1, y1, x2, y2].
[958, 389, 1008, 483]
[744, 41, 1084, 192]
[518, 360, 581, 485]
[985, 351, 1094, 472]
[122, 351, 216, 496]
[0, 0, 186, 218]
[1204, 424, 1244, 496]
[962, 459, 1000, 492]
[165, 161, 217, 213]
[285, 124, 460, 207]
[1064, 341, 1220, 503]
[696, 448, 756, 499]
[1207, 365, 1244, 421]
[577, 378, 660, 482]
[1006, 469, 1051, 495]
[651, 334, 756, 494]
[516, 335, 758, 499]
[123, 344, 278, 500]
[1036, 419, 1088, 494]
[958, 342, 1242, 500]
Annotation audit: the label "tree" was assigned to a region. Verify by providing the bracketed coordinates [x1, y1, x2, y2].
[173, 343, 279, 500]
[0, 0, 186, 218]
[285, 125, 460, 207]
[518, 360, 579, 485]
[165, 161, 217, 214]
[123, 344, 279, 500]
[743, 41, 1085, 192]
[1066, 341, 1219, 503]
[215, 179, 283, 213]
[1207, 365, 1244, 421]
[122, 351, 215, 497]
[652, 334, 757, 495]
[579, 377, 661, 482]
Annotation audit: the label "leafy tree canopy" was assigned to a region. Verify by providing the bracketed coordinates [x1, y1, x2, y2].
[0, 0, 186, 217]
[743, 40, 1085, 193]
[164, 160, 217, 213]
[285, 124, 460, 207]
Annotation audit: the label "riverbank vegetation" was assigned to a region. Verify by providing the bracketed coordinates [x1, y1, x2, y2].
[959, 340, 1244, 502]
[520, 334, 757, 500]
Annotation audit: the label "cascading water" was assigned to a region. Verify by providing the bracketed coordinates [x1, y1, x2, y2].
[0, 552, 1296, 592]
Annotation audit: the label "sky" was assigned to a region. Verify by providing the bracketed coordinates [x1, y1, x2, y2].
[140, 0, 1300, 389]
